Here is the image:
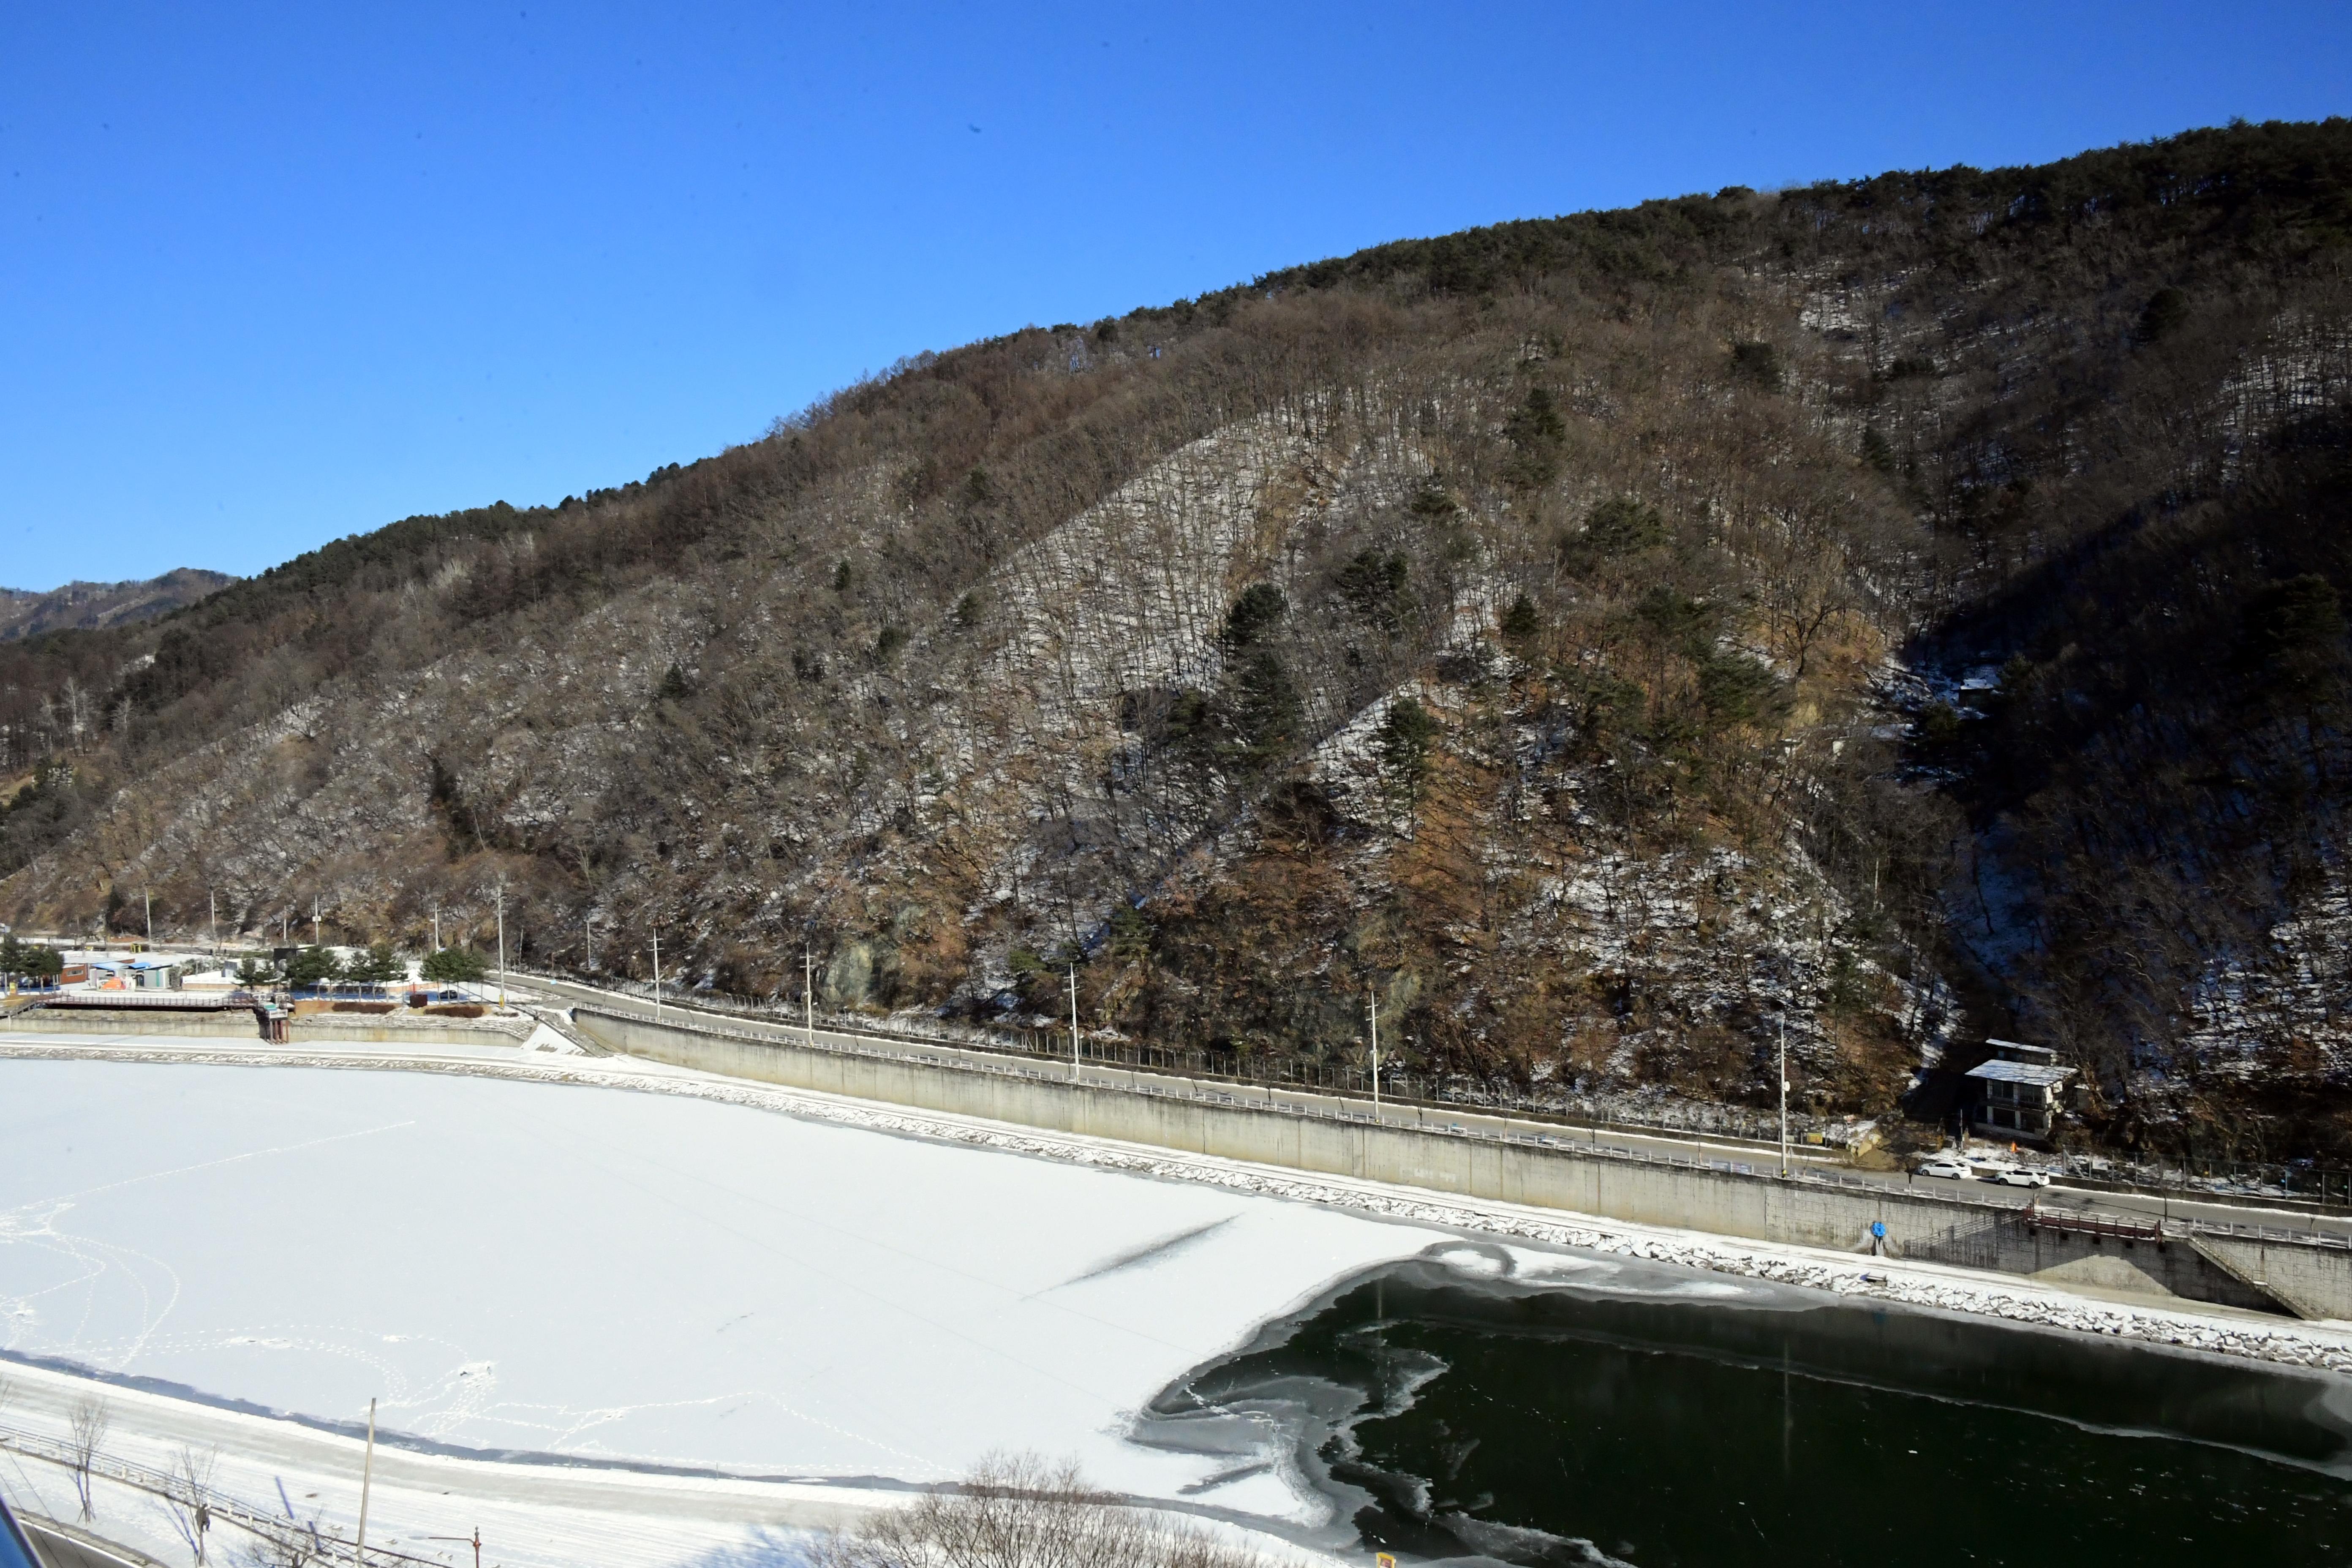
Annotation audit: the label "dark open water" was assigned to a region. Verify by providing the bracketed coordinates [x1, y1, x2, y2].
[1147, 1244, 2352, 1567]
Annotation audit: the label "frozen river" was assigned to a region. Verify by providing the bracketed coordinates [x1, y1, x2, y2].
[0, 1056, 1453, 1520]
[13, 1051, 2352, 1568]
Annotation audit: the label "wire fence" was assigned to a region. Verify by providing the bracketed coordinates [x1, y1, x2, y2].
[2084, 1156, 2352, 1208]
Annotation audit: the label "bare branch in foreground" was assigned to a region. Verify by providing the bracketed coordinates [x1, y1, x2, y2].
[806, 1451, 1275, 1568]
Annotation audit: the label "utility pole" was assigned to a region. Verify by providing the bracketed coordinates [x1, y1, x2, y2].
[432, 906, 441, 953]
[584, 912, 594, 972]
[1368, 986, 1382, 1123]
[651, 931, 662, 1023]
[208, 890, 217, 956]
[1069, 961, 1081, 1082]
[1778, 1013, 1790, 1177]
[495, 884, 507, 1008]
[311, 895, 320, 948]
[355, 1398, 377, 1566]
[143, 890, 152, 948]
[804, 948, 815, 1048]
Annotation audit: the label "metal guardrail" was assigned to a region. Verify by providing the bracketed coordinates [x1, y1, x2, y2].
[0, 1421, 441, 1568]
[575, 1005, 2015, 1203]
[2022, 1203, 2164, 1242]
[572, 999, 2352, 1255]
[525, 972, 2352, 1191]
[2188, 1217, 2352, 1250]
[525, 969, 1821, 1155]
[2017, 1200, 2352, 1251]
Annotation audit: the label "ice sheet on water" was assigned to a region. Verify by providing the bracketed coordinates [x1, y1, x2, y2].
[0, 1059, 1451, 1509]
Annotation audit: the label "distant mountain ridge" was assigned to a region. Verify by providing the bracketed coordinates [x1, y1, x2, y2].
[0, 569, 234, 640]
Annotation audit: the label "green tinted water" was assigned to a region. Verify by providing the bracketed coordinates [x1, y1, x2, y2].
[1165, 1259, 2352, 1566]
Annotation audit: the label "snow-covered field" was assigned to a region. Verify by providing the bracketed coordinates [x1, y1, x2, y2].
[0, 1056, 1452, 1505]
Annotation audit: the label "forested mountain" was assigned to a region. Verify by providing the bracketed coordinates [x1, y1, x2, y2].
[6, 119, 2350, 1162]
[0, 569, 232, 641]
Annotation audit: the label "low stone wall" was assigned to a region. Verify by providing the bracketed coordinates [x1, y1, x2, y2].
[574, 1007, 2352, 1318]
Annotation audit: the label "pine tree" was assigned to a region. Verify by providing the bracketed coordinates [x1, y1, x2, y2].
[421, 946, 490, 984]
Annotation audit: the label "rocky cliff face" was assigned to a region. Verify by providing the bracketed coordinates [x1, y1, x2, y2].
[7, 121, 2351, 1161]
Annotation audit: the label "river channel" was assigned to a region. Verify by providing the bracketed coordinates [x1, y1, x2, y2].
[1150, 1245, 2352, 1567]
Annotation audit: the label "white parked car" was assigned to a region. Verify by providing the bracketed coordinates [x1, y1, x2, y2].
[1988, 1167, 2051, 1188]
[1916, 1158, 1972, 1180]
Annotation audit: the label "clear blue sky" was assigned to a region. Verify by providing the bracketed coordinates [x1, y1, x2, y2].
[4, 2, 2347, 591]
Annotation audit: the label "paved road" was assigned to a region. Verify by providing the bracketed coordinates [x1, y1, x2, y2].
[517, 975, 2352, 1242]
[522, 973, 1851, 1152]
[2031, 1181, 2352, 1239]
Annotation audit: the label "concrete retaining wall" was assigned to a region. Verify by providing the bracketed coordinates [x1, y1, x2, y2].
[575, 1008, 2352, 1317]
[291, 1016, 532, 1047]
[1905, 1209, 2282, 1313]
[0, 1010, 259, 1040]
[0, 1008, 533, 1049]
[2197, 1233, 2351, 1320]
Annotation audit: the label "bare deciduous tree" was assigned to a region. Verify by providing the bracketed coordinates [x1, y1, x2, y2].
[806, 1453, 1273, 1568]
[66, 1396, 111, 1521]
[233, 1524, 319, 1568]
[228, 1497, 338, 1568]
[164, 1445, 220, 1564]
